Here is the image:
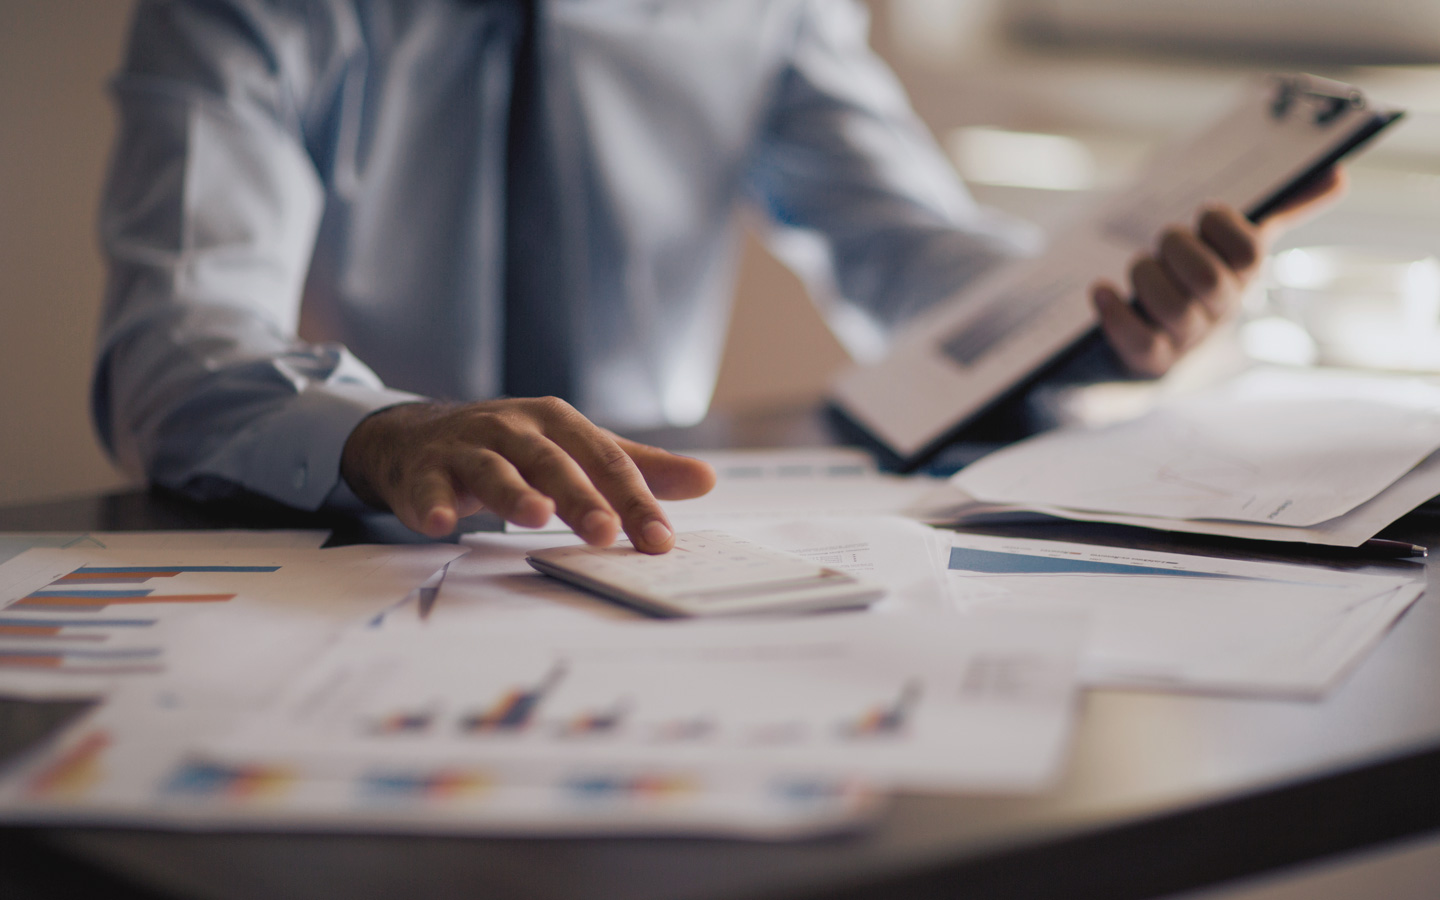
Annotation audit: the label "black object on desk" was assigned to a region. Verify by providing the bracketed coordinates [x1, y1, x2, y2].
[2, 408, 1439, 900]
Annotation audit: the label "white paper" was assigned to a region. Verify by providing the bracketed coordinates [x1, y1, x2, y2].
[210, 613, 1085, 792]
[676, 516, 951, 617]
[0, 544, 464, 703]
[927, 368, 1440, 546]
[942, 532, 1424, 697]
[507, 447, 944, 535]
[954, 391, 1440, 527]
[0, 530, 332, 567]
[0, 701, 878, 839]
[378, 516, 952, 631]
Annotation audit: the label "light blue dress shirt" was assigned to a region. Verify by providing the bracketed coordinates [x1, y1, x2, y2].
[93, 0, 1040, 511]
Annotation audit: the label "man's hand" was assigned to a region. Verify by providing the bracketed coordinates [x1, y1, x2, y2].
[340, 398, 717, 551]
[1093, 167, 1348, 376]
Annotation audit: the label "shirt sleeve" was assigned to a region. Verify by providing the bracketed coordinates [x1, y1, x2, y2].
[93, 0, 421, 512]
[745, 0, 1043, 338]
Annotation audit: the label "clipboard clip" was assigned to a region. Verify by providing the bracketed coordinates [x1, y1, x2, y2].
[1271, 76, 1366, 125]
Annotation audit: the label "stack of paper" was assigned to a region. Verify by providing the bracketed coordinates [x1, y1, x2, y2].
[0, 543, 464, 705]
[0, 702, 882, 838]
[0, 521, 1081, 837]
[943, 532, 1423, 697]
[921, 368, 1440, 547]
[204, 614, 1084, 793]
[0, 434, 1430, 838]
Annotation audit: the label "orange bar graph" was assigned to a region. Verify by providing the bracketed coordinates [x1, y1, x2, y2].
[17, 593, 235, 608]
[0, 624, 61, 637]
[27, 731, 109, 798]
[0, 655, 64, 668]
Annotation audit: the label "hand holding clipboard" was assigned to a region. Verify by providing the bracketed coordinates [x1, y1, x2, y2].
[832, 75, 1403, 469]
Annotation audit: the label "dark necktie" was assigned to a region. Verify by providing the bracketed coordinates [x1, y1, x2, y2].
[502, 0, 573, 401]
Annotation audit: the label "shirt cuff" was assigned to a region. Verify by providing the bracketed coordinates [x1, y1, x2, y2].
[237, 382, 426, 512]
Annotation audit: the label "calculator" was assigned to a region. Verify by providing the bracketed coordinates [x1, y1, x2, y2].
[525, 531, 885, 618]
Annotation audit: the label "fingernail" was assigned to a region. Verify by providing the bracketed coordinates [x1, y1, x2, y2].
[641, 519, 673, 548]
[581, 509, 616, 542]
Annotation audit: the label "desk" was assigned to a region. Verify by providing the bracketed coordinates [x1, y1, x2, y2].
[1, 408, 1439, 900]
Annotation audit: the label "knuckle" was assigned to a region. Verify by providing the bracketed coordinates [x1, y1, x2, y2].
[528, 395, 576, 419]
[614, 490, 658, 522]
[465, 449, 504, 482]
[594, 439, 633, 474]
[526, 444, 579, 481]
[1188, 259, 1220, 294]
[459, 410, 511, 442]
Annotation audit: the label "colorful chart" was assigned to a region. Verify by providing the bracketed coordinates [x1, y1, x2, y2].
[369, 709, 435, 735]
[26, 731, 110, 799]
[842, 681, 920, 738]
[458, 663, 567, 734]
[11, 590, 236, 613]
[558, 701, 628, 737]
[0, 564, 281, 676]
[0, 647, 162, 674]
[162, 760, 294, 800]
[359, 769, 490, 801]
[564, 773, 694, 802]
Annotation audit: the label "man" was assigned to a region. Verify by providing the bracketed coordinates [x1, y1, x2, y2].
[93, 0, 1340, 553]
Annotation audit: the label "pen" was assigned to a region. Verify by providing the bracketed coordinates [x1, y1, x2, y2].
[418, 562, 451, 621]
[1354, 539, 1428, 560]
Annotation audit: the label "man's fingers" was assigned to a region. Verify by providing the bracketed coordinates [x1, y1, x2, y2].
[451, 449, 555, 528]
[402, 467, 463, 538]
[341, 398, 702, 552]
[1158, 228, 1234, 318]
[498, 431, 621, 547]
[531, 405, 675, 554]
[1130, 256, 1211, 350]
[1093, 281, 1178, 377]
[1197, 206, 1262, 276]
[611, 436, 718, 501]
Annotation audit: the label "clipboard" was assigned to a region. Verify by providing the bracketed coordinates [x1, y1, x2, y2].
[830, 74, 1404, 470]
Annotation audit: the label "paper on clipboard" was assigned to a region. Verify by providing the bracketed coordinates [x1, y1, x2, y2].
[831, 74, 1403, 467]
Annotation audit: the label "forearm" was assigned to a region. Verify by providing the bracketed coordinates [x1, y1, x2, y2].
[94, 298, 424, 510]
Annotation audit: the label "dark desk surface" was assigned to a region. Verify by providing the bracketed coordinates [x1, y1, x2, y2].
[2, 409, 1439, 900]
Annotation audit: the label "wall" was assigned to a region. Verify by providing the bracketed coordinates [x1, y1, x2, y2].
[0, 0, 135, 506]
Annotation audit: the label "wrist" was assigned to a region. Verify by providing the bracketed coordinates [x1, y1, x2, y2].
[340, 401, 440, 510]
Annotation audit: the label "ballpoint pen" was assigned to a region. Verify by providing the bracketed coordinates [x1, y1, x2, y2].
[418, 561, 451, 620]
[1347, 538, 1427, 560]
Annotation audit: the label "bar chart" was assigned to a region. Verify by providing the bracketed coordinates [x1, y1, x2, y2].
[0, 565, 279, 675]
[458, 663, 567, 734]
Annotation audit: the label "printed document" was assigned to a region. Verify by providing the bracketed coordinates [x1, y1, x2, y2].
[208, 612, 1086, 792]
[0, 699, 879, 838]
[943, 532, 1423, 697]
[0, 544, 464, 703]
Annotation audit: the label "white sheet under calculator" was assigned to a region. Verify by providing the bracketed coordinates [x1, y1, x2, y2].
[525, 531, 884, 618]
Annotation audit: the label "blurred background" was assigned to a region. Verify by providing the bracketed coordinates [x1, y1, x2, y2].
[6, 0, 1440, 506]
[2, 3, 1439, 893]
